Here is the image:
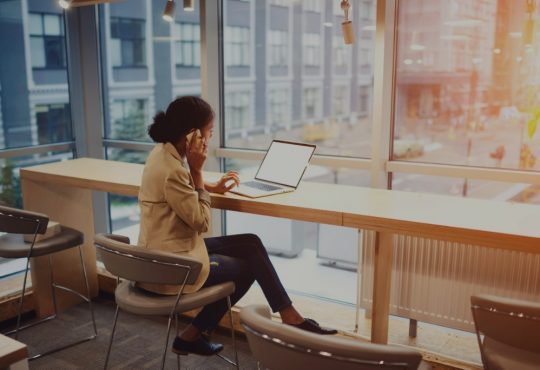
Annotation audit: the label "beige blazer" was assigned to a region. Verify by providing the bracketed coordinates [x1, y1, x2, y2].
[137, 142, 211, 294]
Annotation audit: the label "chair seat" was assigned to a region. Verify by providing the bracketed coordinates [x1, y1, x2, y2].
[0, 226, 84, 258]
[483, 337, 540, 370]
[115, 281, 235, 316]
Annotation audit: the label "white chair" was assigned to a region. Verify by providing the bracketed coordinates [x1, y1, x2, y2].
[471, 294, 540, 370]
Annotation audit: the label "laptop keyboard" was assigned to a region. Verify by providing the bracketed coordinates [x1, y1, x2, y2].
[243, 181, 282, 191]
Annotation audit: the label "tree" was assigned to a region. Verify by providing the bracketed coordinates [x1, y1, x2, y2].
[0, 160, 21, 208]
[109, 102, 149, 164]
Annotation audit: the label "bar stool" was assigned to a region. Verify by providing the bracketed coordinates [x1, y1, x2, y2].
[0, 205, 97, 359]
[95, 233, 239, 370]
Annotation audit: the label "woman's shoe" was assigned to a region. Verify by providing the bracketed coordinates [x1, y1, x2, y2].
[172, 336, 224, 356]
[290, 318, 338, 335]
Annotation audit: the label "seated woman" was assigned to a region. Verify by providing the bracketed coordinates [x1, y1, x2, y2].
[138, 96, 336, 356]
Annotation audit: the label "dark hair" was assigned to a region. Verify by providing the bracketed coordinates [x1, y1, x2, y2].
[148, 96, 215, 143]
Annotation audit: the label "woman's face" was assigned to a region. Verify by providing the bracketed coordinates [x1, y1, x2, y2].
[199, 119, 215, 142]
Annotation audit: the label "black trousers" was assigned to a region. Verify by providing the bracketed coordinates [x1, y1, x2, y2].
[191, 234, 292, 332]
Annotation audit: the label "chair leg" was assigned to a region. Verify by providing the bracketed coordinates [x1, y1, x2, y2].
[175, 315, 180, 370]
[24, 248, 98, 360]
[14, 256, 31, 340]
[78, 245, 98, 337]
[104, 305, 120, 370]
[227, 296, 239, 370]
[161, 315, 174, 370]
[48, 255, 59, 317]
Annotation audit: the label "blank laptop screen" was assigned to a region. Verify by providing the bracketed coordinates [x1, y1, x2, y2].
[255, 141, 315, 188]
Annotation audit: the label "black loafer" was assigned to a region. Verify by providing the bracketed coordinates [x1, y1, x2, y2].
[172, 336, 224, 356]
[290, 318, 337, 335]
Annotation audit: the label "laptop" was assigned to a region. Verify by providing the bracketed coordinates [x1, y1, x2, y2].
[230, 140, 316, 198]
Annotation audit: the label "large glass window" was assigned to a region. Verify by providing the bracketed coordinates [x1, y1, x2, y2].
[110, 17, 146, 68]
[223, 0, 376, 159]
[394, 0, 540, 172]
[1, 1, 71, 150]
[1, 1, 74, 280]
[225, 26, 250, 67]
[100, 0, 202, 234]
[221, 0, 376, 308]
[174, 23, 200, 67]
[29, 13, 66, 69]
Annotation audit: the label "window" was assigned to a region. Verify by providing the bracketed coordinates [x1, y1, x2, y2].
[303, 87, 321, 120]
[303, 33, 321, 67]
[359, 47, 372, 74]
[110, 17, 146, 68]
[333, 35, 349, 68]
[303, 0, 322, 13]
[1, 1, 74, 281]
[359, 85, 370, 115]
[394, 0, 540, 172]
[270, 0, 289, 6]
[269, 30, 288, 67]
[360, 0, 375, 21]
[225, 26, 250, 67]
[222, 0, 376, 155]
[332, 85, 349, 118]
[268, 89, 290, 126]
[35, 104, 72, 145]
[225, 91, 251, 130]
[29, 13, 66, 69]
[174, 23, 200, 67]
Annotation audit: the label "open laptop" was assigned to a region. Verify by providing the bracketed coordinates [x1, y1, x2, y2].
[230, 140, 316, 198]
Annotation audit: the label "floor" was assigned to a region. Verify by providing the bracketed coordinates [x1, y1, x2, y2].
[5, 298, 255, 370]
[112, 223, 484, 369]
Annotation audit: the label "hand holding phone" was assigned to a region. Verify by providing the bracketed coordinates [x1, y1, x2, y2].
[186, 129, 207, 174]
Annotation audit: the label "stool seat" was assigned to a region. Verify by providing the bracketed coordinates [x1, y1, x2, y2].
[0, 226, 83, 258]
[0, 205, 96, 360]
[116, 281, 235, 316]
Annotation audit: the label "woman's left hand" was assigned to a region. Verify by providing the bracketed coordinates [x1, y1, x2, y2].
[206, 171, 240, 194]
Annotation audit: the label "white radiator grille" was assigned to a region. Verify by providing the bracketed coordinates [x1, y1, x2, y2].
[361, 231, 540, 331]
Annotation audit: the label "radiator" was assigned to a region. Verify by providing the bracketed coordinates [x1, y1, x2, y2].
[360, 231, 540, 332]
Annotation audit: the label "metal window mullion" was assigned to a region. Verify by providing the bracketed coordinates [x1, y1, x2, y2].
[65, 6, 109, 234]
[369, 0, 398, 190]
[201, 0, 224, 237]
[388, 161, 540, 185]
[0, 143, 75, 159]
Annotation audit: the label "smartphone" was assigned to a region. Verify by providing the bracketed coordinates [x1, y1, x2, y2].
[186, 129, 202, 144]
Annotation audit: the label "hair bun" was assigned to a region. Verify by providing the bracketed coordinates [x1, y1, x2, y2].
[148, 111, 168, 143]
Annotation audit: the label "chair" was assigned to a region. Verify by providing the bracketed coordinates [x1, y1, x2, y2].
[0, 205, 97, 359]
[240, 305, 430, 370]
[471, 294, 540, 370]
[94, 233, 239, 370]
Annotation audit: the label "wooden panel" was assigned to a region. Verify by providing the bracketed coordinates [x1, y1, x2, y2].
[371, 231, 393, 344]
[21, 178, 98, 318]
[0, 334, 28, 369]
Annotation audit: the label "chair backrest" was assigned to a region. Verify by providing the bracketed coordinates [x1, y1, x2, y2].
[0, 205, 49, 234]
[240, 305, 423, 370]
[94, 233, 202, 286]
[471, 294, 540, 354]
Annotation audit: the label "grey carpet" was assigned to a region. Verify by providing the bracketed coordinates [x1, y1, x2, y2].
[8, 296, 259, 370]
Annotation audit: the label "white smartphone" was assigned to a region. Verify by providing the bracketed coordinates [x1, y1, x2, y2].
[186, 129, 202, 145]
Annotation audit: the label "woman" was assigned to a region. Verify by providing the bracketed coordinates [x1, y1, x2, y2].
[138, 96, 336, 357]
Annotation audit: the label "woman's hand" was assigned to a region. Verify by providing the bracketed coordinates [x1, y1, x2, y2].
[205, 171, 240, 194]
[186, 132, 207, 189]
[186, 132, 207, 173]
